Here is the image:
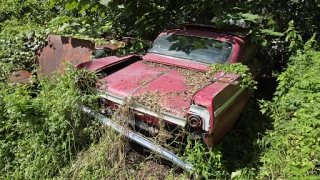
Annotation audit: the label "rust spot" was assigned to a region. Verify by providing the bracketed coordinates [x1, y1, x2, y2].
[96, 41, 127, 55]
[37, 35, 95, 78]
[218, 77, 239, 85]
[96, 43, 118, 51]
[7, 70, 32, 83]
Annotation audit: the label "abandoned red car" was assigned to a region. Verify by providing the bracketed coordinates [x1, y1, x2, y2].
[78, 24, 256, 170]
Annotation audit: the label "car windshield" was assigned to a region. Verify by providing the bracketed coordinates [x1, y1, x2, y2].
[148, 34, 233, 64]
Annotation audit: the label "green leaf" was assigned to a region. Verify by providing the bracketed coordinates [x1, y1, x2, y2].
[260, 39, 268, 47]
[304, 175, 320, 180]
[261, 29, 284, 36]
[49, 0, 57, 7]
[65, 1, 79, 11]
[65, 3, 73, 11]
[90, 4, 99, 12]
[100, 0, 113, 6]
[231, 170, 242, 179]
[78, 28, 86, 33]
[241, 13, 260, 23]
[58, 23, 70, 32]
[71, 22, 80, 26]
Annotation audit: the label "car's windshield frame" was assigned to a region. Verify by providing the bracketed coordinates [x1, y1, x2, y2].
[147, 33, 234, 65]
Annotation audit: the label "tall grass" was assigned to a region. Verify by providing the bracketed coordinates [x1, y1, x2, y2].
[0, 67, 100, 179]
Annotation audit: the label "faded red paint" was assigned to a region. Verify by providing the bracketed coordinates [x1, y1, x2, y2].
[76, 55, 137, 71]
[191, 73, 245, 146]
[133, 68, 192, 116]
[211, 89, 249, 145]
[7, 70, 32, 83]
[98, 60, 166, 96]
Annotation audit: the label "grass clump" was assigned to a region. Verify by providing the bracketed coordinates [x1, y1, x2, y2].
[64, 128, 129, 179]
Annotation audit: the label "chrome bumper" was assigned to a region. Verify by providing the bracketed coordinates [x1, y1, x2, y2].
[82, 106, 194, 171]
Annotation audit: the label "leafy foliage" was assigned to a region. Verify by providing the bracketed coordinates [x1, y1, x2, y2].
[0, 67, 100, 179]
[285, 21, 304, 53]
[259, 34, 320, 179]
[185, 140, 227, 179]
[211, 63, 257, 94]
[0, 20, 47, 75]
[0, 0, 55, 75]
[0, 0, 54, 24]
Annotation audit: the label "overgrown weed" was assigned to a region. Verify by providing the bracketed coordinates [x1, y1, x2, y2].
[0, 67, 100, 179]
[63, 128, 128, 179]
[258, 33, 320, 179]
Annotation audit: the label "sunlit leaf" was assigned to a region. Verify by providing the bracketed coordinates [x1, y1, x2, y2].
[241, 13, 260, 23]
[58, 23, 70, 32]
[261, 29, 283, 36]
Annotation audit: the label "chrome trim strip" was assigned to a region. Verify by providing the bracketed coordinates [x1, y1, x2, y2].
[214, 87, 246, 117]
[100, 92, 187, 127]
[82, 106, 194, 171]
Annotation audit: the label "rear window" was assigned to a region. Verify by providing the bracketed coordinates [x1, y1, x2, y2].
[148, 34, 233, 64]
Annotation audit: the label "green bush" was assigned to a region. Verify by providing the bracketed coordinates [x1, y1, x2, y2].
[0, 67, 100, 179]
[185, 140, 228, 179]
[259, 41, 320, 178]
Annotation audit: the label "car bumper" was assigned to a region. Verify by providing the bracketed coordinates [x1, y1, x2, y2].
[81, 106, 194, 171]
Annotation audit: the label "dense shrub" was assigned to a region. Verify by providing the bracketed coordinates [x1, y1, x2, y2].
[0, 68, 100, 179]
[259, 40, 320, 178]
